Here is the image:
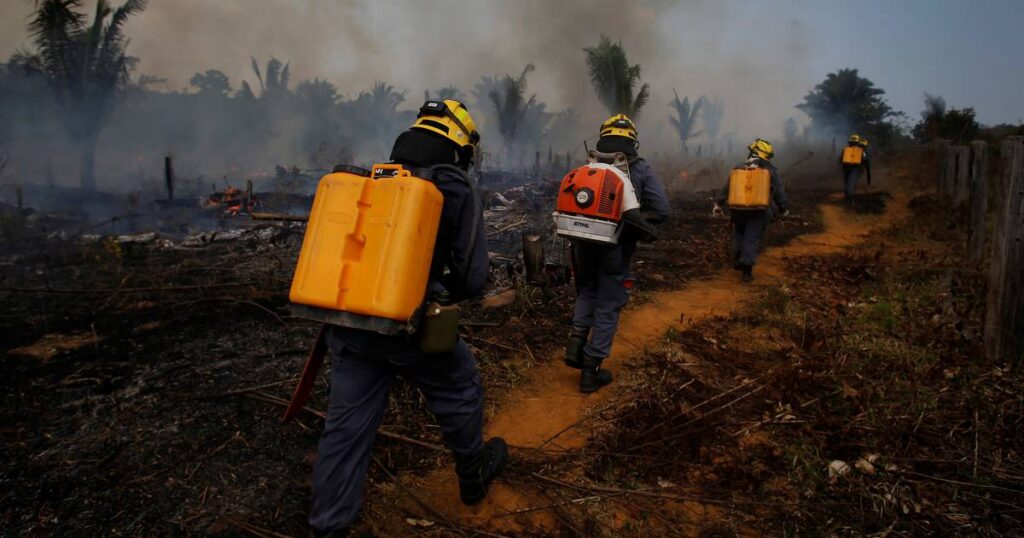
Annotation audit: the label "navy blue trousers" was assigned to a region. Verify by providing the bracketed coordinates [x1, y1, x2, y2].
[309, 327, 484, 533]
[571, 241, 634, 359]
[843, 166, 862, 198]
[732, 210, 768, 267]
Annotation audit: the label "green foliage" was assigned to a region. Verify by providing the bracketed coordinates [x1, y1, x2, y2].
[487, 65, 551, 153]
[20, 0, 148, 190]
[245, 56, 290, 99]
[190, 70, 231, 96]
[583, 35, 650, 117]
[667, 90, 702, 150]
[912, 93, 979, 144]
[796, 68, 903, 145]
[424, 85, 466, 102]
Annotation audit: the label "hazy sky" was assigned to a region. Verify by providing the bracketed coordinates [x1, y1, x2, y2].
[1, 0, 1020, 130]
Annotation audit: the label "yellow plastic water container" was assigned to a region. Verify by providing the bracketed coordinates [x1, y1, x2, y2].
[289, 164, 443, 333]
[842, 146, 864, 165]
[727, 168, 771, 210]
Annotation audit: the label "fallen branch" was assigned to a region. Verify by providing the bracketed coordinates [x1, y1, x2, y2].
[0, 283, 251, 294]
[532, 473, 798, 507]
[245, 391, 446, 452]
[250, 212, 308, 222]
[487, 216, 527, 237]
[370, 454, 479, 538]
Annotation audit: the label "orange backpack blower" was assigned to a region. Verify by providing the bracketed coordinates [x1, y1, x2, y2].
[553, 151, 642, 244]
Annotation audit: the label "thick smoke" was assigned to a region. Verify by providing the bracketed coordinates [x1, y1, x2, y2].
[0, 0, 818, 193]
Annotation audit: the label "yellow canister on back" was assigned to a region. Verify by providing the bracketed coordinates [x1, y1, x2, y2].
[842, 146, 864, 165]
[727, 167, 772, 210]
[289, 164, 443, 331]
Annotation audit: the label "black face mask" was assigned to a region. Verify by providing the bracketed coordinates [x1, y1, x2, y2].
[390, 129, 461, 169]
[596, 135, 638, 158]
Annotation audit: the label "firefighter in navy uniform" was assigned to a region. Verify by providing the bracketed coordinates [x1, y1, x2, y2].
[309, 100, 506, 537]
[714, 138, 788, 283]
[564, 114, 671, 393]
[839, 134, 872, 200]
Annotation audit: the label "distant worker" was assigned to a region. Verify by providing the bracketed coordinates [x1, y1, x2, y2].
[564, 114, 670, 393]
[714, 138, 788, 283]
[839, 134, 872, 200]
[306, 100, 506, 536]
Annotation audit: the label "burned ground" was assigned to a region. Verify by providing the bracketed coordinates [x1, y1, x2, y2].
[489, 177, 1023, 535]
[0, 184, 822, 535]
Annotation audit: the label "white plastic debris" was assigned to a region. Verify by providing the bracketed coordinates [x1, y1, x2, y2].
[828, 460, 852, 482]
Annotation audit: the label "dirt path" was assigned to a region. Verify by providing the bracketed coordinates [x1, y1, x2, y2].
[391, 185, 911, 535]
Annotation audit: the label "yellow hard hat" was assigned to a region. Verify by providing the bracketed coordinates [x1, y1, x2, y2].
[748, 138, 774, 160]
[599, 114, 638, 142]
[412, 99, 480, 150]
[849, 134, 862, 144]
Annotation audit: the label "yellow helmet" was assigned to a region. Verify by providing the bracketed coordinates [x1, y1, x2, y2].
[412, 99, 480, 150]
[748, 138, 774, 160]
[849, 134, 864, 145]
[599, 114, 638, 142]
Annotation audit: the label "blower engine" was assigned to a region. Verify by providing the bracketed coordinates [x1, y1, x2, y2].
[553, 151, 644, 244]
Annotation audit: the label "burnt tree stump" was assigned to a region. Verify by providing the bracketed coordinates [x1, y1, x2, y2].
[522, 232, 546, 285]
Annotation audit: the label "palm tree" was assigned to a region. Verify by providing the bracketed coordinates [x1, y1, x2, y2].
[241, 56, 291, 100]
[583, 35, 650, 117]
[667, 90, 703, 153]
[21, 0, 148, 190]
[424, 85, 466, 103]
[489, 64, 544, 159]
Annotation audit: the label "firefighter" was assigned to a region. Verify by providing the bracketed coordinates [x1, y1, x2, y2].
[564, 114, 670, 393]
[309, 100, 506, 536]
[714, 138, 788, 283]
[839, 134, 872, 200]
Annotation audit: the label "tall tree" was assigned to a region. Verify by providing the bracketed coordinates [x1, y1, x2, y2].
[667, 90, 703, 152]
[583, 35, 650, 117]
[21, 0, 148, 190]
[190, 69, 231, 96]
[424, 85, 466, 103]
[242, 56, 291, 100]
[796, 68, 900, 143]
[489, 64, 544, 156]
[912, 93, 979, 144]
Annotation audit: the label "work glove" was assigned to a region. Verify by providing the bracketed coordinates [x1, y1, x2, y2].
[781, 209, 791, 217]
[712, 204, 724, 218]
[622, 208, 658, 243]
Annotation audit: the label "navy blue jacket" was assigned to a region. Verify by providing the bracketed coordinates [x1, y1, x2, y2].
[628, 158, 671, 226]
[430, 168, 489, 301]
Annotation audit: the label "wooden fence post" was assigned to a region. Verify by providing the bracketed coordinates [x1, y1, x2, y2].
[934, 139, 951, 194]
[164, 155, 175, 202]
[985, 138, 1024, 362]
[954, 146, 971, 207]
[942, 144, 958, 197]
[968, 141, 988, 261]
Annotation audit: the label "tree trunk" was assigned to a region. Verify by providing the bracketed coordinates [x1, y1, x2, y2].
[79, 132, 99, 191]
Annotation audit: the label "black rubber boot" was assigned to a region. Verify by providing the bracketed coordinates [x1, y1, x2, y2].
[741, 265, 754, 283]
[456, 437, 508, 505]
[564, 327, 589, 369]
[579, 353, 612, 393]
